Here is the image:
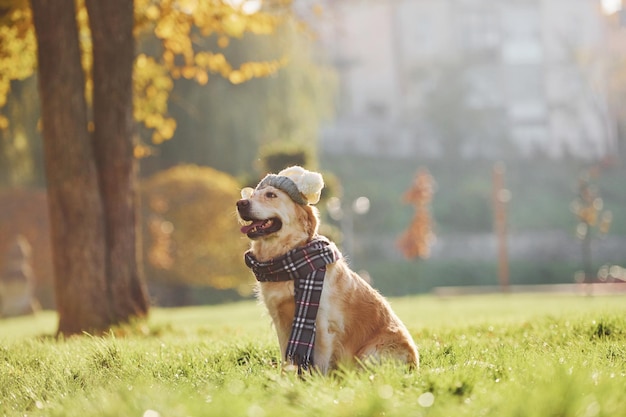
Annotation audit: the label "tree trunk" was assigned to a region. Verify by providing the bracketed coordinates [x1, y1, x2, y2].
[31, 0, 149, 335]
[582, 231, 593, 284]
[31, 0, 110, 334]
[86, 0, 149, 321]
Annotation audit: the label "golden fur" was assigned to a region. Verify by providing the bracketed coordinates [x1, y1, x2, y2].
[238, 186, 419, 374]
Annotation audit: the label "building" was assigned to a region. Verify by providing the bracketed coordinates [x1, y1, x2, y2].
[316, 0, 618, 159]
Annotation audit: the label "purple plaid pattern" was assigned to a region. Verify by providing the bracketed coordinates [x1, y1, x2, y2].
[244, 236, 341, 373]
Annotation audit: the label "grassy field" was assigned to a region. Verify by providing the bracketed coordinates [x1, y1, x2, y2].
[1, 294, 626, 417]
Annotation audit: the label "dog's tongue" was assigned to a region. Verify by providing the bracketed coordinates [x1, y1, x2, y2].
[241, 220, 265, 234]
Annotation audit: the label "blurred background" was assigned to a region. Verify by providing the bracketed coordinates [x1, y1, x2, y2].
[1, 0, 625, 313]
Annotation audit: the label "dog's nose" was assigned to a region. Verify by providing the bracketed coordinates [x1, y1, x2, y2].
[236, 199, 250, 210]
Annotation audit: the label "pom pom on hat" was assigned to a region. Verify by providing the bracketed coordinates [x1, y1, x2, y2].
[276, 166, 324, 204]
[254, 166, 324, 205]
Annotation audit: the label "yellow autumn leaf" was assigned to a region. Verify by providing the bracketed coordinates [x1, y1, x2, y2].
[0, 85, 7, 107]
[136, 53, 149, 68]
[181, 65, 196, 79]
[222, 14, 245, 38]
[162, 49, 175, 67]
[159, 117, 177, 140]
[207, 53, 227, 69]
[134, 143, 153, 159]
[194, 51, 209, 68]
[217, 35, 229, 48]
[164, 38, 184, 55]
[195, 70, 209, 85]
[228, 70, 245, 84]
[145, 113, 164, 129]
[145, 4, 160, 20]
[155, 17, 175, 39]
[152, 131, 164, 144]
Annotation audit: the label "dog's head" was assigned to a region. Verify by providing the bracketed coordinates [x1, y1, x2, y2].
[236, 166, 323, 254]
[236, 185, 319, 240]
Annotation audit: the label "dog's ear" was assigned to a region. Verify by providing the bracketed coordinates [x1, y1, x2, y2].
[299, 204, 320, 238]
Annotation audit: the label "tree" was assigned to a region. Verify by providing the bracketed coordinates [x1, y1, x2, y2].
[31, 0, 147, 335]
[2, 1, 290, 148]
[4, 0, 295, 335]
[0, 1, 41, 187]
[571, 169, 612, 283]
[0, 78, 43, 187]
[147, 18, 335, 178]
[1, 2, 329, 185]
[88, 0, 150, 326]
[397, 168, 435, 260]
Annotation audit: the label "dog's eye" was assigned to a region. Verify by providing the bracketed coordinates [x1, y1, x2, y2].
[265, 191, 277, 198]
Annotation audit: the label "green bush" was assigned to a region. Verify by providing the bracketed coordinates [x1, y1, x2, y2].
[141, 165, 251, 296]
[258, 141, 313, 174]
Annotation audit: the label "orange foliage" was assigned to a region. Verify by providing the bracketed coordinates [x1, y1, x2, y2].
[397, 168, 436, 260]
[571, 172, 612, 239]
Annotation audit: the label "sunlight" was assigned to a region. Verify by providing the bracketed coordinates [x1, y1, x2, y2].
[225, 0, 262, 14]
[418, 392, 435, 408]
[601, 0, 623, 14]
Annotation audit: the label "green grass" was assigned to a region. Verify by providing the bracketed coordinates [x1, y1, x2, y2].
[2, 294, 626, 416]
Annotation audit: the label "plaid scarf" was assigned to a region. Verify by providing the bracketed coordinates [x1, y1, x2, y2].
[244, 236, 341, 373]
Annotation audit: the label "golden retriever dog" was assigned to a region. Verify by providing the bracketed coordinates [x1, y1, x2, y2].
[236, 166, 419, 374]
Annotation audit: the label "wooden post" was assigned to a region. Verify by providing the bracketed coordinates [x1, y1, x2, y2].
[493, 163, 510, 291]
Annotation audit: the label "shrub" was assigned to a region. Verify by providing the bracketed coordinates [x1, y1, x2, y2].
[141, 165, 251, 295]
[0, 188, 53, 308]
